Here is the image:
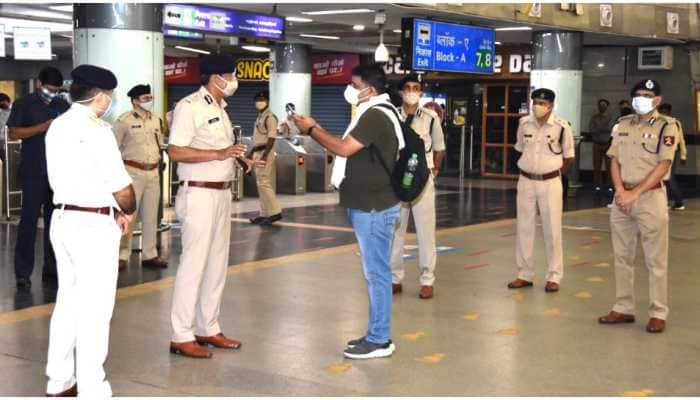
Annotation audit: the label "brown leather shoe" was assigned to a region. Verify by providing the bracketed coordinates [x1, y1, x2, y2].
[195, 333, 242, 349]
[169, 341, 212, 358]
[419, 285, 433, 299]
[46, 383, 77, 397]
[598, 311, 635, 324]
[646, 318, 665, 333]
[118, 259, 127, 271]
[544, 281, 559, 293]
[392, 283, 403, 294]
[142, 257, 168, 269]
[507, 278, 533, 289]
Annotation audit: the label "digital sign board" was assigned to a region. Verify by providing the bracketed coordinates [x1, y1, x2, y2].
[402, 18, 495, 74]
[163, 4, 284, 40]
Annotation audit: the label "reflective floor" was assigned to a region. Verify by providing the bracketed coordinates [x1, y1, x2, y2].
[0, 178, 698, 396]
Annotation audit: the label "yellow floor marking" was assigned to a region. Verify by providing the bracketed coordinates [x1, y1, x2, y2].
[325, 362, 352, 374]
[622, 389, 655, 397]
[511, 292, 525, 302]
[574, 291, 593, 299]
[594, 262, 610, 268]
[231, 218, 354, 233]
[544, 308, 561, 317]
[569, 255, 581, 261]
[415, 353, 445, 364]
[462, 313, 480, 321]
[496, 327, 519, 336]
[400, 331, 426, 341]
[586, 276, 604, 283]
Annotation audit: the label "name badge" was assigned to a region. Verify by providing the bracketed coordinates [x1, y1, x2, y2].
[208, 117, 220, 124]
[524, 134, 533, 138]
[617, 132, 629, 137]
[131, 125, 142, 129]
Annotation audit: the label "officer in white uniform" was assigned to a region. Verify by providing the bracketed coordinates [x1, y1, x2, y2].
[45, 65, 136, 398]
[168, 54, 254, 358]
[389, 74, 445, 300]
[113, 84, 168, 270]
[508, 88, 575, 293]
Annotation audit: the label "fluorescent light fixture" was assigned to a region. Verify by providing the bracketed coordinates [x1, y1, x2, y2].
[393, 29, 402, 33]
[495, 26, 532, 31]
[49, 5, 73, 12]
[14, 9, 72, 21]
[241, 45, 270, 53]
[353, 25, 365, 31]
[299, 33, 340, 40]
[285, 16, 313, 23]
[302, 8, 373, 16]
[0, 17, 71, 32]
[597, 63, 605, 68]
[174, 45, 210, 55]
[495, 41, 502, 45]
[374, 43, 389, 63]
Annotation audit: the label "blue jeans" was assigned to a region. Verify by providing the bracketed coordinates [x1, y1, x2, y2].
[346, 203, 400, 344]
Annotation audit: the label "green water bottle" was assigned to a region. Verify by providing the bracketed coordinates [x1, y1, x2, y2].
[402, 153, 419, 188]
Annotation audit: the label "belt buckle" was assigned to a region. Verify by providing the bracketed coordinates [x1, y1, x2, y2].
[533, 173, 544, 180]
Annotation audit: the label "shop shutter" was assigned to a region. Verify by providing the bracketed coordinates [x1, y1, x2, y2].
[311, 85, 350, 136]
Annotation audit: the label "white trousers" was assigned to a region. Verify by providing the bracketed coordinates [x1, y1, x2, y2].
[46, 209, 121, 398]
[515, 175, 564, 283]
[119, 167, 160, 260]
[171, 186, 232, 343]
[390, 175, 437, 286]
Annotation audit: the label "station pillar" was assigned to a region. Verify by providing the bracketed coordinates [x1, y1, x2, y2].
[269, 43, 312, 118]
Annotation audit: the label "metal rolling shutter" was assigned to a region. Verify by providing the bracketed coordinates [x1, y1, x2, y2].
[311, 85, 350, 136]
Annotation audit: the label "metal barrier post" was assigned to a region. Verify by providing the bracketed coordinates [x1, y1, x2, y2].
[459, 125, 466, 181]
[468, 125, 475, 172]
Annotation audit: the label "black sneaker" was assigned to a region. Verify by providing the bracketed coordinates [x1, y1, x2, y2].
[261, 213, 282, 226]
[346, 336, 365, 348]
[16, 277, 32, 290]
[343, 338, 395, 359]
[249, 216, 266, 224]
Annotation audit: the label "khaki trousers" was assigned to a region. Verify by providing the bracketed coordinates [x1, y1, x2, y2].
[119, 166, 160, 260]
[610, 188, 669, 320]
[171, 186, 232, 343]
[515, 175, 564, 283]
[254, 151, 281, 217]
[390, 175, 437, 286]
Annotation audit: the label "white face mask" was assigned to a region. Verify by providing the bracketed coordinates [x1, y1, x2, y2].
[344, 84, 370, 106]
[401, 92, 421, 106]
[214, 75, 239, 97]
[100, 93, 116, 120]
[140, 100, 153, 112]
[255, 101, 267, 111]
[632, 96, 655, 115]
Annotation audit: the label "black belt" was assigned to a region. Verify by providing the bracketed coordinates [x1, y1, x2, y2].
[520, 169, 560, 181]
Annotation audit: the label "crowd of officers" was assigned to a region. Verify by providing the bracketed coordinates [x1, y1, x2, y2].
[1, 54, 685, 396]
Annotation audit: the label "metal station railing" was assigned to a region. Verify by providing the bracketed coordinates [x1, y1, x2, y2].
[2, 127, 22, 219]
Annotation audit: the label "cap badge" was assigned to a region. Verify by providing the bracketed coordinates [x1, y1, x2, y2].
[645, 80, 654, 89]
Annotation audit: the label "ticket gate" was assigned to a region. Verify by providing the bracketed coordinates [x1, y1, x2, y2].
[298, 136, 334, 193]
[274, 138, 306, 195]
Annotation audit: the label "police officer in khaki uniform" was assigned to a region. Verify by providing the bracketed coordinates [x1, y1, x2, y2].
[508, 88, 575, 293]
[389, 74, 445, 299]
[598, 79, 679, 334]
[248, 91, 282, 225]
[168, 54, 257, 358]
[113, 84, 168, 270]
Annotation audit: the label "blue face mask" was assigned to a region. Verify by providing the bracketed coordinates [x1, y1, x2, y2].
[101, 95, 116, 120]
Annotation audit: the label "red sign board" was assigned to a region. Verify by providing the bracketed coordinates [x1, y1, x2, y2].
[311, 54, 360, 84]
[164, 56, 200, 84]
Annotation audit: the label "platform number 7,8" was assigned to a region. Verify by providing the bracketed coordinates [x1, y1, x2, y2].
[476, 49, 492, 69]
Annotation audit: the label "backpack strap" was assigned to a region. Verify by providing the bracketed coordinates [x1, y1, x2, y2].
[367, 103, 400, 179]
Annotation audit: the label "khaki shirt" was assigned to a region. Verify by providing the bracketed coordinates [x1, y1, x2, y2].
[607, 110, 680, 184]
[113, 110, 164, 164]
[675, 120, 687, 161]
[401, 106, 446, 169]
[515, 113, 575, 174]
[168, 86, 234, 182]
[253, 108, 278, 146]
[588, 112, 613, 144]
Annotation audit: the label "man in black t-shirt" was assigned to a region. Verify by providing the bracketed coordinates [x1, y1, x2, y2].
[292, 64, 402, 360]
[7, 66, 70, 290]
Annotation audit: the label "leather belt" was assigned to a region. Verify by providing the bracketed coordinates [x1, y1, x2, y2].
[180, 181, 232, 190]
[124, 160, 159, 171]
[623, 181, 662, 191]
[57, 204, 118, 216]
[520, 169, 560, 181]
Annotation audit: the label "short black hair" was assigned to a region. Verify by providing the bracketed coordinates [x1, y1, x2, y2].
[598, 98, 610, 106]
[619, 106, 633, 117]
[0, 93, 10, 103]
[351, 63, 386, 94]
[38, 67, 64, 87]
[658, 103, 672, 113]
[618, 99, 630, 106]
[200, 74, 212, 86]
[69, 82, 101, 103]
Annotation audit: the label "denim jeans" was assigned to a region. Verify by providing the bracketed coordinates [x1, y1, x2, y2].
[346, 203, 400, 344]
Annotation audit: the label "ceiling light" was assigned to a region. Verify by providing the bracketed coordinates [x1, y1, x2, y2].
[597, 63, 605, 68]
[174, 45, 210, 55]
[495, 26, 532, 31]
[302, 9, 374, 16]
[285, 16, 313, 23]
[0, 17, 72, 32]
[353, 25, 365, 31]
[299, 33, 340, 40]
[393, 29, 402, 33]
[241, 45, 270, 53]
[495, 41, 502, 45]
[374, 43, 389, 63]
[49, 5, 73, 12]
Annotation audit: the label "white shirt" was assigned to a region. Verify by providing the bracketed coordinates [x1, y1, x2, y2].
[515, 113, 575, 174]
[168, 86, 235, 182]
[46, 103, 132, 208]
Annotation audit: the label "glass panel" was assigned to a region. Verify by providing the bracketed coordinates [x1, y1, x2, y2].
[484, 146, 504, 174]
[485, 116, 504, 144]
[508, 86, 529, 114]
[486, 86, 506, 114]
[507, 146, 520, 175]
[507, 117, 520, 145]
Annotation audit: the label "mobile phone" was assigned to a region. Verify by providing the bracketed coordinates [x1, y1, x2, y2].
[285, 103, 296, 116]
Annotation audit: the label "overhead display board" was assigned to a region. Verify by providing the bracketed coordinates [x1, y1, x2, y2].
[163, 4, 284, 40]
[401, 18, 495, 74]
[13, 27, 51, 61]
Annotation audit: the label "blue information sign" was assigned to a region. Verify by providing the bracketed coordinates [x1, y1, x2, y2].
[410, 18, 495, 74]
[163, 4, 285, 40]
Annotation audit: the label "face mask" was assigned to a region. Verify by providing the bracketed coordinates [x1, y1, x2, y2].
[344, 85, 370, 106]
[632, 96, 655, 115]
[140, 101, 153, 112]
[255, 101, 267, 111]
[214, 75, 238, 97]
[402, 92, 421, 106]
[533, 104, 550, 119]
[39, 87, 58, 102]
[97, 92, 115, 119]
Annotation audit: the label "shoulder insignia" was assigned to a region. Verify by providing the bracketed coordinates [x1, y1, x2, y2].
[204, 94, 213, 105]
[663, 136, 675, 146]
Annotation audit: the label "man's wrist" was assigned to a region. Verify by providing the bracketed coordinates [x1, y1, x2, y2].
[307, 124, 319, 136]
